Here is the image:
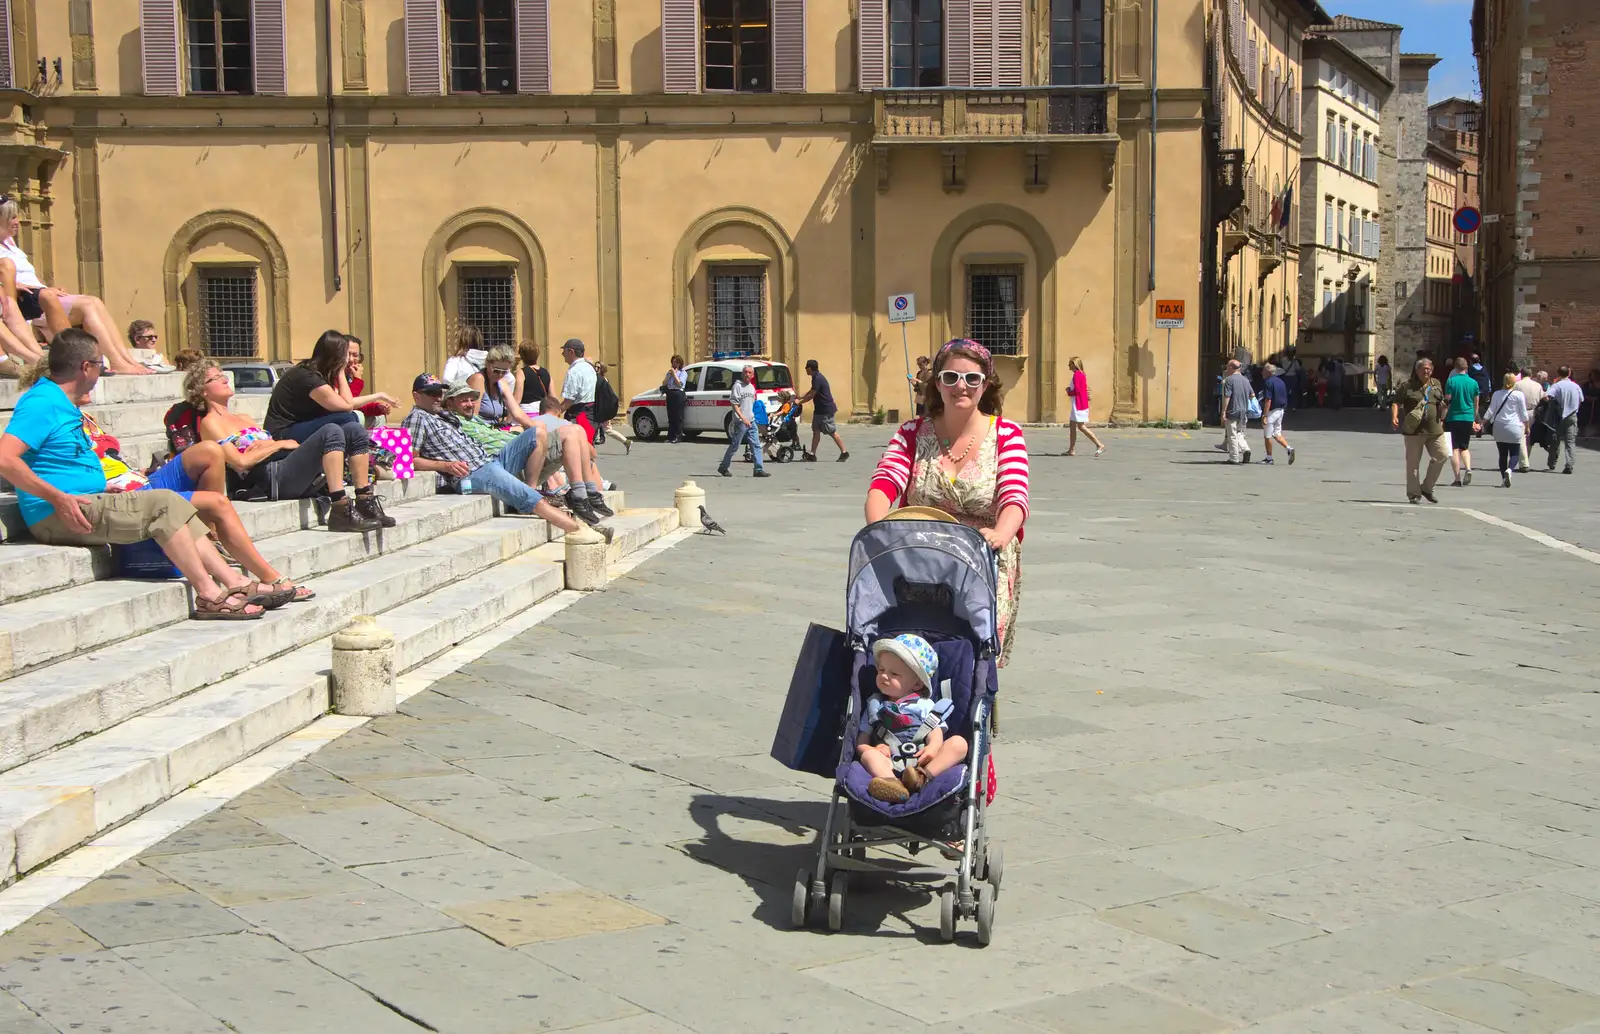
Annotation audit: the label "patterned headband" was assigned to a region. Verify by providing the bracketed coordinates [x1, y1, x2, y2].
[940, 338, 993, 371]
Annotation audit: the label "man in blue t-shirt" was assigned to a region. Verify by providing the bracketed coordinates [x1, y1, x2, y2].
[798, 359, 849, 462]
[1259, 362, 1296, 465]
[0, 331, 265, 618]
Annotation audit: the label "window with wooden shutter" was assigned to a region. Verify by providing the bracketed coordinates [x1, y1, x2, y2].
[1050, 0, 1102, 85]
[970, 0, 993, 86]
[704, 0, 771, 92]
[142, 0, 184, 96]
[771, 0, 804, 92]
[404, 0, 444, 94]
[994, 0, 1022, 86]
[946, 0, 971, 88]
[516, 0, 550, 92]
[1245, 37, 1256, 92]
[447, 0, 515, 93]
[251, 0, 286, 95]
[889, 0, 943, 88]
[859, 0, 886, 89]
[662, 0, 699, 93]
[0, 0, 14, 90]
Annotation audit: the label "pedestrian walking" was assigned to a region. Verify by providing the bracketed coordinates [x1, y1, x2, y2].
[1374, 355, 1392, 408]
[1064, 357, 1105, 457]
[1581, 367, 1600, 438]
[1392, 357, 1448, 504]
[1443, 357, 1481, 486]
[662, 354, 688, 442]
[591, 362, 630, 453]
[1514, 368, 1544, 472]
[1483, 373, 1530, 488]
[1468, 353, 1492, 416]
[1545, 366, 1583, 474]
[718, 365, 770, 478]
[910, 355, 931, 416]
[797, 359, 848, 462]
[1259, 362, 1294, 465]
[558, 338, 597, 435]
[1220, 359, 1253, 465]
[1283, 349, 1304, 408]
[1325, 356, 1345, 410]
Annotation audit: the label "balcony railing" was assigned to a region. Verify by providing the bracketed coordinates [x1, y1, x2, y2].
[874, 85, 1115, 142]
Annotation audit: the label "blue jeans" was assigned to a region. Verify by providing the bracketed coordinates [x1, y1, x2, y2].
[466, 426, 544, 514]
[281, 411, 359, 444]
[720, 420, 763, 471]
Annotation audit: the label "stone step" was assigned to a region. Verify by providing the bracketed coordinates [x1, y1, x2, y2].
[0, 394, 270, 440]
[0, 549, 569, 883]
[0, 372, 184, 411]
[0, 515, 552, 775]
[0, 475, 437, 601]
[0, 507, 677, 883]
[0, 487, 480, 680]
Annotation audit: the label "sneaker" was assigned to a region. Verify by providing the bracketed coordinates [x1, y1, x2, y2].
[837, 451, 850, 462]
[598, 525, 616, 545]
[1503, 473, 1512, 488]
[1463, 470, 1473, 486]
[1421, 489, 1438, 504]
[589, 495, 616, 519]
[1517, 465, 1530, 473]
[1242, 451, 1252, 464]
[1287, 446, 1296, 465]
[1261, 456, 1274, 464]
[753, 469, 771, 478]
[568, 495, 605, 527]
[355, 493, 396, 528]
[326, 498, 381, 533]
[1564, 468, 1574, 475]
[802, 452, 818, 462]
[1451, 479, 1462, 487]
[717, 467, 732, 478]
[1408, 495, 1421, 504]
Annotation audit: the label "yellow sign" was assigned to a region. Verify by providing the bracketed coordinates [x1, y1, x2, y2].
[1155, 299, 1186, 328]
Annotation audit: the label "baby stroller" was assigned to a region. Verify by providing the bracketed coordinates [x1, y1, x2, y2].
[762, 394, 802, 463]
[789, 513, 1001, 944]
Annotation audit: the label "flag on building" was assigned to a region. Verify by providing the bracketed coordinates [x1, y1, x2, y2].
[1272, 184, 1294, 231]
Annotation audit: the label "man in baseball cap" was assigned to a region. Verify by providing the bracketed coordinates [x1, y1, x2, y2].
[412, 373, 446, 395]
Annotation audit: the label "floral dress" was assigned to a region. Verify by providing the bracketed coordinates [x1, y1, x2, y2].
[902, 418, 1024, 667]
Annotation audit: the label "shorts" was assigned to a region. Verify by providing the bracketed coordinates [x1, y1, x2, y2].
[145, 455, 199, 495]
[813, 411, 837, 435]
[1071, 407, 1090, 424]
[28, 489, 207, 547]
[1262, 408, 1285, 437]
[1444, 419, 1475, 451]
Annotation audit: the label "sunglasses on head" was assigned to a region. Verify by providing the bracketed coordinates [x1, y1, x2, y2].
[938, 370, 986, 388]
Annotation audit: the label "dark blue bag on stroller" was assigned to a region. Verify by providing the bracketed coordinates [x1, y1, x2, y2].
[770, 622, 854, 777]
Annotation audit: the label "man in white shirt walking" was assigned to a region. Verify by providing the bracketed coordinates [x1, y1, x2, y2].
[558, 338, 598, 436]
[1514, 367, 1544, 473]
[1546, 366, 1583, 474]
[717, 365, 770, 479]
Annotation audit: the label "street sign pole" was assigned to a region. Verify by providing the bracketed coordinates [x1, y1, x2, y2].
[1154, 299, 1186, 427]
[887, 294, 918, 415]
[1164, 326, 1173, 427]
[901, 321, 913, 413]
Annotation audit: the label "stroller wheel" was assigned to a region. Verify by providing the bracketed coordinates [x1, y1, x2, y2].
[938, 887, 956, 943]
[791, 868, 811, 928]
[778, 446, 795, 463]
[985, 841, 1004, 893]
[975, 886, 995, 947]
[827, 872, 848, 932]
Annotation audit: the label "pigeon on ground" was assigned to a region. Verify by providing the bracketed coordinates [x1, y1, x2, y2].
[698, 505, 726, 535]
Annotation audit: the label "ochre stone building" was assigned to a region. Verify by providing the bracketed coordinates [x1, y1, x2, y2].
[1, 0, 1218, 422]
[1474, 0, 1600, 377]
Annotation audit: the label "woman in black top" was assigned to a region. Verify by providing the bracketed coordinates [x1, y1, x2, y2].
[663, 354, 688, 442]
[264, 330, 398, 526]
[515, 339, 552, 410]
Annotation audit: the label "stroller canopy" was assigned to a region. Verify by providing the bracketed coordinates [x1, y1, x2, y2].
[846, 519, 998, 651]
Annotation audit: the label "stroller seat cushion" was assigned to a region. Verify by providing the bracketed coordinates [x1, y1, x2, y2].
[839, 759, 968, 817]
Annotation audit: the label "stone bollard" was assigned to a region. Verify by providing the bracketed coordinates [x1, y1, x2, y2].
[674, 479, 706, 530]
[564, 523, 609, 591]
[330, 615, 397, 716]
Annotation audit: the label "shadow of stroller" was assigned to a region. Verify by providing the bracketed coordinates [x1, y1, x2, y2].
[682, 791, 935, 940]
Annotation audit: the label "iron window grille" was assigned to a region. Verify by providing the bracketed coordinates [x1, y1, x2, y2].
[447, 0, 516, 94]
[456, 266, 518, 351]
[186, 0, 253, 94]
[198, 269, 259, 359]
[703, 0, 772, 92]
[966, 265, 1023, 357]
[707, 266, 766, 357]
[890, 0, 944, 88]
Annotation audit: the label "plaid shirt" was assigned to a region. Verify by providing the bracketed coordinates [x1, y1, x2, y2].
[401, 406, 489, 472]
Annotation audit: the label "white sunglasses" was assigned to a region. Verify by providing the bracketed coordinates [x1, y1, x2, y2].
[938, 370, 986, 388]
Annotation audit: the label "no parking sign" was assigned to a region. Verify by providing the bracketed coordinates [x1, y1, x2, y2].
[888, 293, 916, 324]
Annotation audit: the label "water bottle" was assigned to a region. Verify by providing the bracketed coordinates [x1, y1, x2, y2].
[459, 475, 472, 495]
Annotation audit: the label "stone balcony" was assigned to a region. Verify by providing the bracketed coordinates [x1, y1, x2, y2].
[871, 86, 1117, 193]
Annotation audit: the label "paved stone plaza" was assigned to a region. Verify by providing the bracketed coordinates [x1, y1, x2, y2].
[1, 416, 1598, 1033]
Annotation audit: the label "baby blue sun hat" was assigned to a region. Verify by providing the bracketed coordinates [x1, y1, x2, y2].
[871, 634, 938, 692]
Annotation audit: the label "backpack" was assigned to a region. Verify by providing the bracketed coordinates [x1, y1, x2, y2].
[163, 401, 199, 456]
[593, 377, 619, 423]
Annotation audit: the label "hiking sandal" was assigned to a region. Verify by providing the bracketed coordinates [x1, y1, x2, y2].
[262, 577, 315, 603]
[243, 579, 296, 609]
[193, 588, 265, 620]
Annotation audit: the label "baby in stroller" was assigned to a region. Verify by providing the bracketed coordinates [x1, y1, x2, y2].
[857, 634, 968, 803]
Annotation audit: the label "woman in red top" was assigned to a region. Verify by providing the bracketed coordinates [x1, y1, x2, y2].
[865, 338, 1029, 667]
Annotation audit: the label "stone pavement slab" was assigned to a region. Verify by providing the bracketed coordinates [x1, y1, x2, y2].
[2, 424, 1599, 1031]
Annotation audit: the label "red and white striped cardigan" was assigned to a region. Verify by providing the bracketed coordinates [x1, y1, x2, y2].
[870, 417, 1031, 537]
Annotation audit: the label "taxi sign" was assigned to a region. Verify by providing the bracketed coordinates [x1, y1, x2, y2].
[1155, 299, 1185, 329]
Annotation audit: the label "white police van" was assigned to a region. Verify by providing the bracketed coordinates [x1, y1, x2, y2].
[627, 355, 794, 441]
